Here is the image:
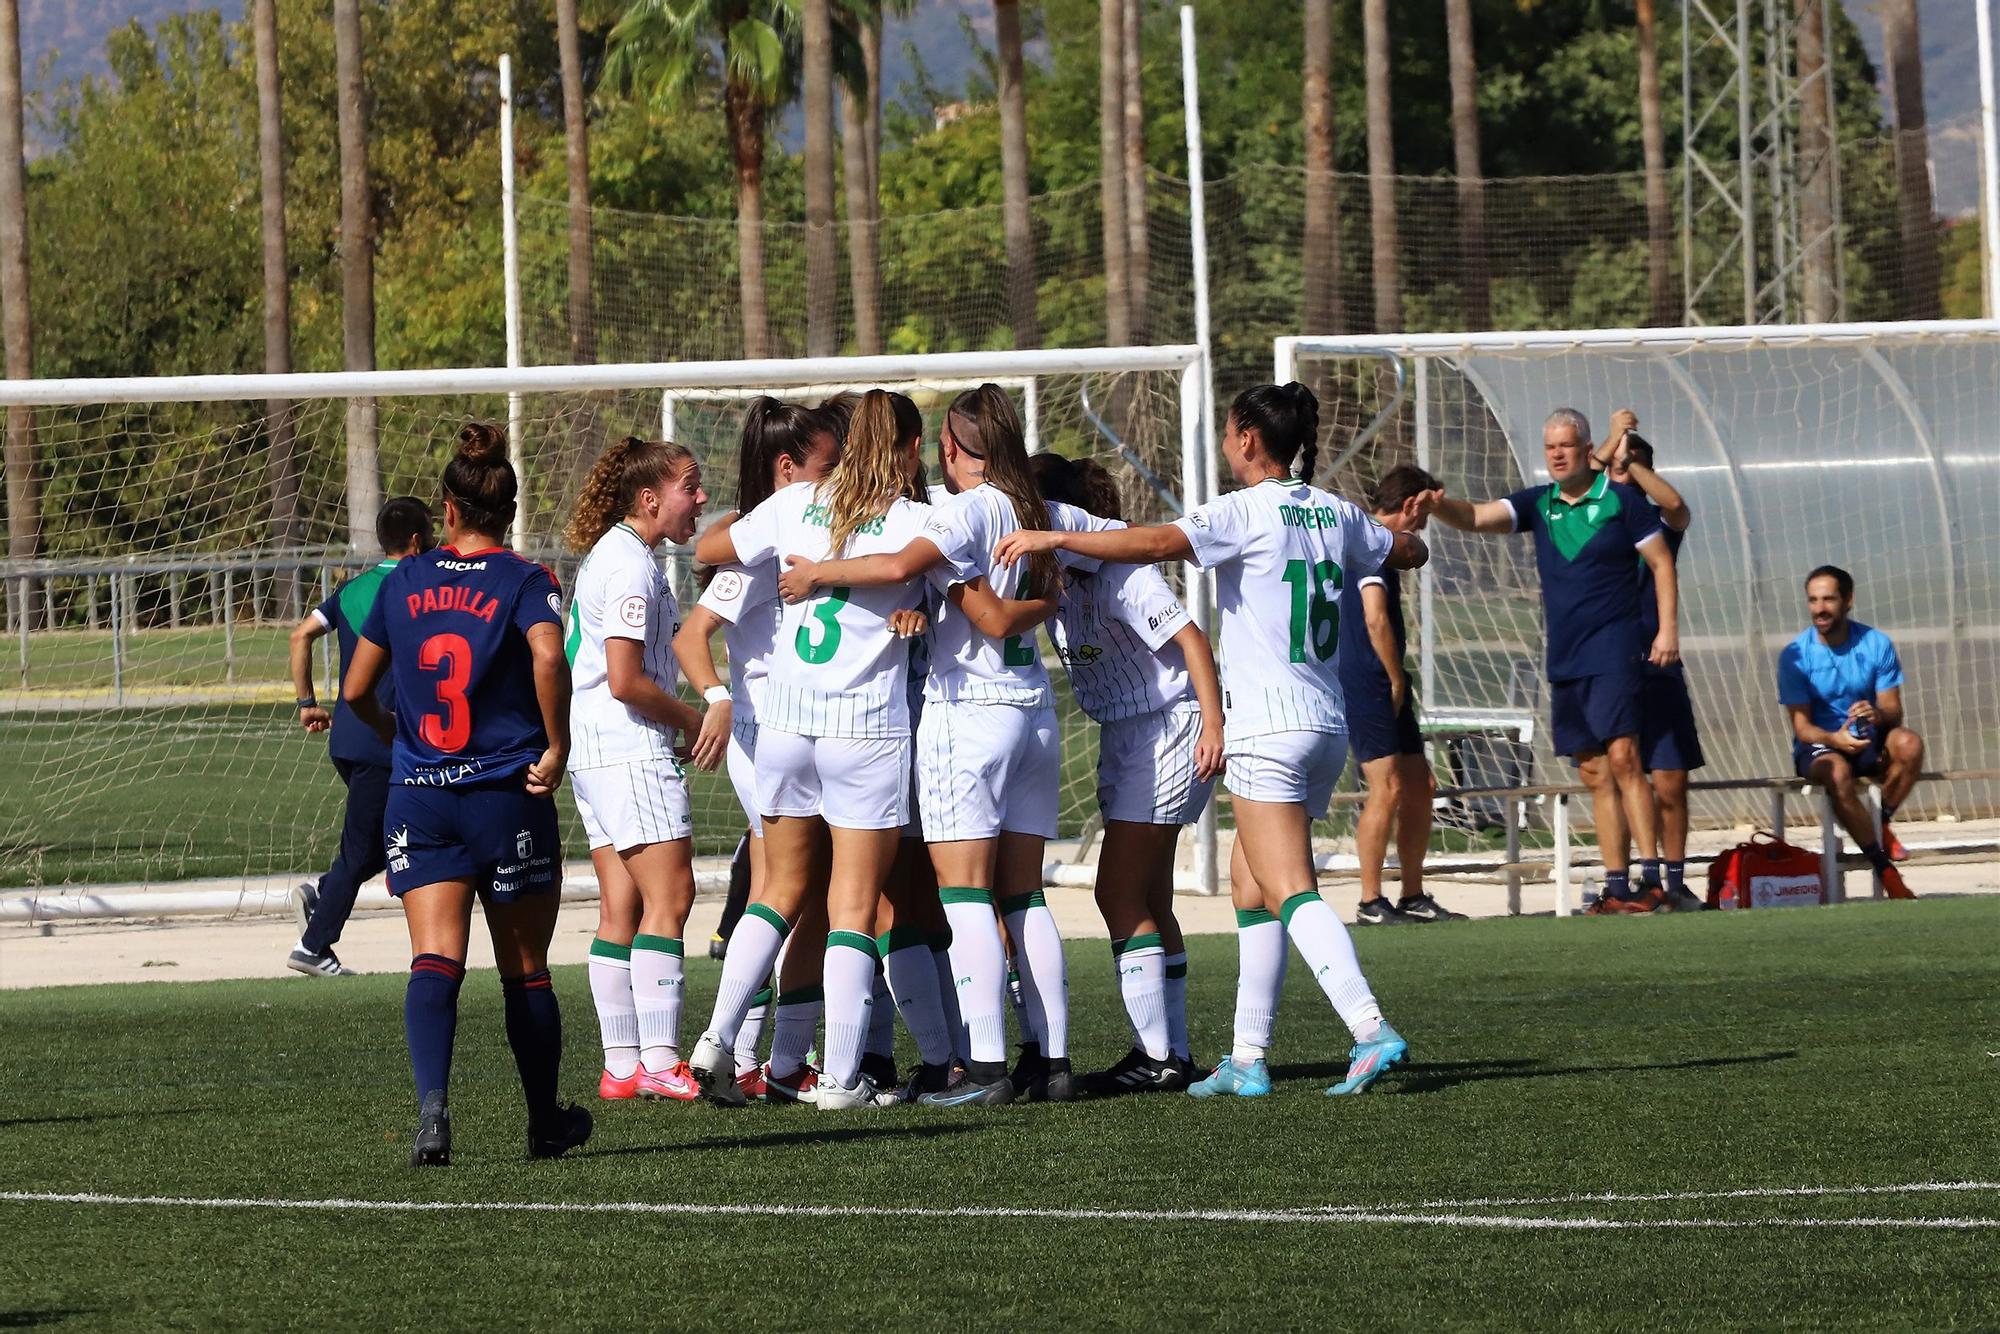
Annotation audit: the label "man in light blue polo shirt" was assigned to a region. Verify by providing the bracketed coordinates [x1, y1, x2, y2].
[1776, 564, 1923, 897]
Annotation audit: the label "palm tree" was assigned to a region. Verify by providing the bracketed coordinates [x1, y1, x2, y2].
[1794, 0, 1837, 323]
[556, 0, 597, 364]
[1300, 0, 1343, 335]
[1361, 0, 1399, 332]
[839, 8, 880, 354]
[332, 0, 379, 552]
[606, 2, 798, 359]
[802, 0, 838, 355]
[1635, 0, 1673, 325]
[1443, 0, 1487, 330]
[1120, 0, 1147, 343]
[1882, 0, 1939, 319]
[252, 0, 300, 569]
[0, 0, 33, 626]
[995, 0, 1039, 347]
[1098, 0, 1129, 344]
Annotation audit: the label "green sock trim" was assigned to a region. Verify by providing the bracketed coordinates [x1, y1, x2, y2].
[631, 933, 683, 956]
[938, 886, 993, 906]
[1165, 960, 1188, 979]
[744, 902, 791, 937]
[588, 938, 631, 961]
[1235, 907, 1277, 928]
[1278, 891, 1320, 927]
[1114, 931, 1163, 956]
[776, 985, 824, 1007]
[1028, 889, 1047, 908]
[749, 986, 773, 1007]
[926, 929, 953, 952]
[827, 929, 878, 957]
[997, 892, 1034, 916]
[876, 925, 930, 956]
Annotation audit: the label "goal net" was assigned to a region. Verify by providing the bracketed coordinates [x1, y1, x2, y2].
[0, 347, 1206, 892]
[1281, 321, 2000, 835]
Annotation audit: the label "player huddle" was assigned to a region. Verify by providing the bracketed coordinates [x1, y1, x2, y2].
[339, 381, 1437, 1164]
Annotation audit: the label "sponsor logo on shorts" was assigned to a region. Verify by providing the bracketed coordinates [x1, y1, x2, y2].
[709, 570, 743, 602]
[516, 828, 535, 859]
[386, 826, 411, 874]
[619, 594, 648, 629]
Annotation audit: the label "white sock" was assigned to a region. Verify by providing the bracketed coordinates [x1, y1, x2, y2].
[1002, 891, 1068, 1059]
[1232, 910, 1289, 1063]
[1164, 950, 1190, 1060]
[1113, 934, 1169, 1061]
[821, 932, 878, 1089]
[882, 933, 954, 1065]
[866, 968, 896, 1059]
[931, 935, 965, 1063]
[631, 934, 685, 1071]
[941, 889, 1009, 1064]
[587, 938, 639, 1078]
[768, 986, 823, 1079]
[734, 989, 771, 1075]
[1281, 891, 1385, 1041]
[709, 906, 787, 1051]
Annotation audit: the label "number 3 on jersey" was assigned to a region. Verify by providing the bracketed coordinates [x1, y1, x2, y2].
[418, 631, 473, 751]
[795, 586, 851, 664]
[1281, 559, 1341, 662]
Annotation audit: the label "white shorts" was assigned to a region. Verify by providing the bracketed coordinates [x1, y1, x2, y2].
[917, 700, 1059, 842]
[1099, 703, 1214, 826]
[726, 719, 761, 839]
[1223, 729, 1349, 818]
[572, 758, 693, 852]
[755, 727, 911, 831]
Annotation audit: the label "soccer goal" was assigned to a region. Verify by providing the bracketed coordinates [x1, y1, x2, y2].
[1278, 319, 2000, 836]
[0, 346, 1215, 898]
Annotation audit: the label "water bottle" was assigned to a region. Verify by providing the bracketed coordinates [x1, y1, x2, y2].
[1849, 714, 1873, 742]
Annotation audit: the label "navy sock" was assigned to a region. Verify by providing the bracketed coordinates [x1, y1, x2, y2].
[1881, 802, 1897, 823]
[405, 954, 465, 1106]
[1602, 870, 1631, 900]
[1665, 860, 1686, 894]
[1860, 842, 1892, 874]
[502, 970, 563, 1125]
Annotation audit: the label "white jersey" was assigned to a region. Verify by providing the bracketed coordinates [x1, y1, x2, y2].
[728, 480, 931, 739]
[1053, 550, 1194, 723]
[696, 559, 782, 725]
[920, 485, 1108, 707]
[567, 522, 681, 769]
[1172, 478, 1395, 740]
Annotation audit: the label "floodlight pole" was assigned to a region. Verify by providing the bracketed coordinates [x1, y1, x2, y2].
[1180, 4, 1219, 896]
[1978, 0, 2000, 318]
[500, 55, 526, 535]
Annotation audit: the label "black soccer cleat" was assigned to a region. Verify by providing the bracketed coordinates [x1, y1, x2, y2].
[1660, 886, 1710, 914]
[859, 1051, 900, 1092]
[1355, 898, 1416, 926]
[917, 1061, 1016, 1108]
[1081, 1047, 1174, 1098]
[898, 1060, 954, 1103]
[409, 1091, 451, 1168]
[527, 1102, 594, 1160]
[1161, 1053, 1201, 1093]
[1395, 893, 1468, 923]
[1016, 1054, 1075, 1103]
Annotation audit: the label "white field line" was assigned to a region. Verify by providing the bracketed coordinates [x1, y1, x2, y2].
[1320, 1180, 2000, 1214]
[4, 1186, 2000, 1231]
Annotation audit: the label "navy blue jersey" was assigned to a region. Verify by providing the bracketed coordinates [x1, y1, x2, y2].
[316, 560, 400, 767]
[1503, 474, 1664, 680]
[360, 545, 563, 787]
[1335, 568, 1405, 700]
[1636, 516, 1683, 674]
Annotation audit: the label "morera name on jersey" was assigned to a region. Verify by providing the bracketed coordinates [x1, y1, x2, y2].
[1279, 502, 1348, 531]
[802, 502, 886, 537]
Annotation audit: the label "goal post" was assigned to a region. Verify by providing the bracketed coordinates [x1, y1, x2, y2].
[1277, 318, 2000, 835]
[0, 346, 1219, 898]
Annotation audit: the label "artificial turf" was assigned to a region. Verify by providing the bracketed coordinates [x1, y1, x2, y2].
[2, 898, 1997, 1329]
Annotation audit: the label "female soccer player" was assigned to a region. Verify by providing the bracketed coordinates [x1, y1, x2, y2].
[343, 422, 587, 1165]
[778, 384, 1101, 1106]
[1026, 454, 1225, 1094]
[996, 383, 1433, 1099]
[564, 436, 708, 1103]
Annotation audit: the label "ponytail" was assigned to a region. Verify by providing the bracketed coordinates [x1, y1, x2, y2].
[441, 423, 518, 536]
[1230, 382, 1322, 484]
[734, 398, 824, 517]
[947, 384, 1060, 594]
[819, 389, 923, 557]
[563, 436, 695, 553]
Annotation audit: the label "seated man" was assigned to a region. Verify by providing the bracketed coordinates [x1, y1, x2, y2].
[1776, 565, 1921, 898]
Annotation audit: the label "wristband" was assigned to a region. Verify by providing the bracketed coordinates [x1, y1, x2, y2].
[702, 685, 731, 705]
[296, 698, 319, 710]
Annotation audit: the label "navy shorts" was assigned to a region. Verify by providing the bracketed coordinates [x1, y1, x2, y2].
[1638, 668, 1705, 773]
[1551, 666, 1641, 761]
[1348, 680, 1424, 764]
[1793, 737, 1885, 781]
[383, 780, 561, 900]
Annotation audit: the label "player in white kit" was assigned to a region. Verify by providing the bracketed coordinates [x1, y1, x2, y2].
[1026, 453, 1225, 1095]
[564, 438, 709, 1103]
[778, 385, 1096, 1106]
[997, 383, 1434, 1099]
[675, 399, 840, 1102]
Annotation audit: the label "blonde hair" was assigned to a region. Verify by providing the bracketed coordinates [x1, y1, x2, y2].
[564, 436, 695, 553]
[821, 390, 923, 556]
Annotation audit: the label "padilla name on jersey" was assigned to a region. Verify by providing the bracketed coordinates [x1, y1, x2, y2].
[361, 545, 563, 787]
[696, 559, 782, 726]
[920, 485, 1111, 707]
[1051, 541, 1194, 723]
[1172, 478, 1394, 741]
[727, 480, 931, 739]
[566, 521, 682, 770]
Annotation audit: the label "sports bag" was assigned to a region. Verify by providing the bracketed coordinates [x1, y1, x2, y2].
[1706, 832, 1825, 910]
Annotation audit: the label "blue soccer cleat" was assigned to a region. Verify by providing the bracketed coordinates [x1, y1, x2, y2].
[1325, 1024, 1408, 1097]
[1187, 1056, 1271, 1098]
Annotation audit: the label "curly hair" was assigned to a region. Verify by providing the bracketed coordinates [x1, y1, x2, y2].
[819, 390, 924, 557]
[563, 436, 696, 553]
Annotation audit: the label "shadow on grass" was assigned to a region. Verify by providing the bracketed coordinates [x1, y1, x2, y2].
[1267, 1058, 1542, 1083]
[1386, 1050, 1798, 1096]
[577, 1121, 982, 1160]
[0, 1312, 99, 1329]
[0, 1107, 213, 1130]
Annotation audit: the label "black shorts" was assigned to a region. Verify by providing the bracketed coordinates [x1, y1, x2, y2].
[1551, 665, 1642, 761]
[1348, 680, 1424, 764]
[384, 780, 561, 900]
[1793, 736, 1886, 781]
[1638, 668, 1705, 773]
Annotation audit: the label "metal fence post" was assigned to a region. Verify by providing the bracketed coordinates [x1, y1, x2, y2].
[1552, 793, 1573, 917]
[1769, 786, 1786, 841]
[110, 573, 125, 707]
[1817, 789, 1843, 904]
[1504, 796, 1523, 916]
[14, 575, 27, 689]
[222, 568, 236, 684]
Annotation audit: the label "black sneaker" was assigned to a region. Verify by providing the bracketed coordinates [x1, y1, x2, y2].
[1395, 893, 1467, 923]
[898, 1061, 953, 1103]
[859, 1051, 900, 1091]
[409, 1091, 451, 1168]
[1662, 885, 1709, 913]
[286, 943, 358, 977]
[1017, 1055, 1074, 1103]
[1161, 1053, 1200, 1092]
[917, 1061, 1016, 1108]
[290, 879, 319, 933]
[1009, 1042, 1044, 1091]
[527, 1102, 594, 1160]
[1081, 1046, 1173, 1097]
[1355, 898, 1415, 926]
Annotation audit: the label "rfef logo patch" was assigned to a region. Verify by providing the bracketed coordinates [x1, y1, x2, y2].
[619, 595, 648, 629]
[710, 570, 743, 602]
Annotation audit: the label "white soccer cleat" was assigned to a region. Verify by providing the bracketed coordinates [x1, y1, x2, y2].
[688, 1032, 746, 1107]
[815, 1074, 891, 1111]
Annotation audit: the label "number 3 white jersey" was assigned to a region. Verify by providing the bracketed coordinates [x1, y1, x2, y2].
[566, 522, 681, 769]
[1172, 478, 1394, 740]
[728, 480, 931, 739]
[695, 559, 781, 726]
